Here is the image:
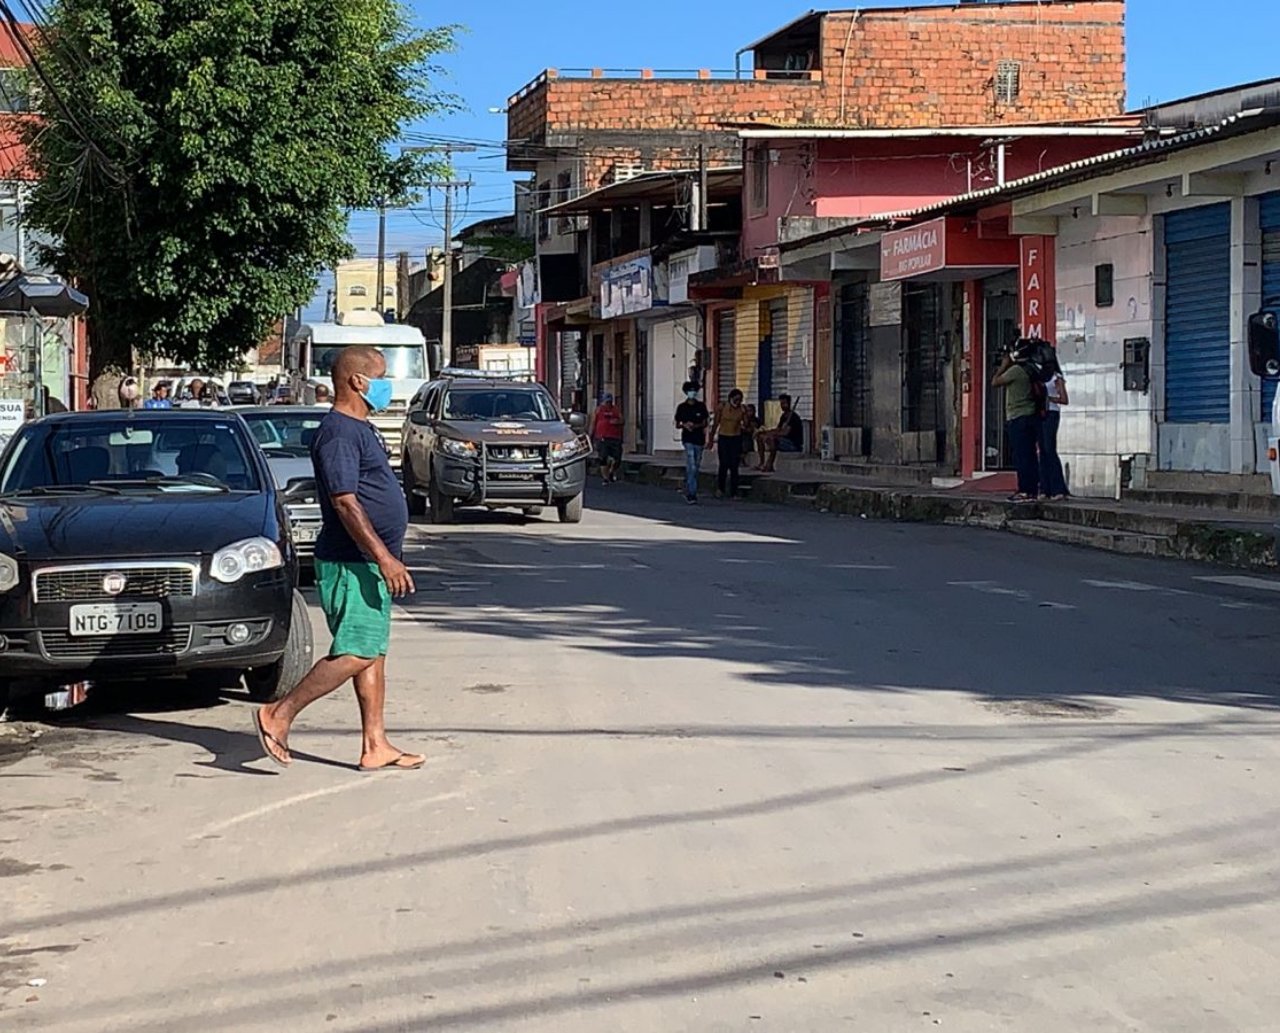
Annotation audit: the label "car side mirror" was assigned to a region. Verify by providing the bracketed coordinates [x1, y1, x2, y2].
[568, 412, 587, 434]
[1248, 310, 1280, 378]
[409, 409, 432, 426]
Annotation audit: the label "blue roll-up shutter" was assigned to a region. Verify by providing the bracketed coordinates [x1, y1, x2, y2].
[1164, 204, 1231, 424]
[1262, 193, 1280, 421]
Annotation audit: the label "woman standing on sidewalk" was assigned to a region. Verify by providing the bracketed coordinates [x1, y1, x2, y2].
[710, 389, 747, 499]
[1040, 360, 1070, 500]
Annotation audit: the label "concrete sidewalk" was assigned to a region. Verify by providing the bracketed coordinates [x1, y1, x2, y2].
[618, 453, 1279, 571]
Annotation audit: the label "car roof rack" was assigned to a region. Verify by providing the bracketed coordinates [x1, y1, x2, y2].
[437, 367, 533, 382]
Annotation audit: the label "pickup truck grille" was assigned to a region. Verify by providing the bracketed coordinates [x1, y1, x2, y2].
[34, 565, 197, 603]
[487, 445, 548, 463]
[40, 625, 193, 660]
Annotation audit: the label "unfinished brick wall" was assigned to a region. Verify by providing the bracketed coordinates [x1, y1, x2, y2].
[508, 0, 1125, 148]
[818, 1, 1126, 126]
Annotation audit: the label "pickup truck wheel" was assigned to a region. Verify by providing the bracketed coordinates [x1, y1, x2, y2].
[244, 590, 315, 703]
[428, 476, 455, 524]
[557, 492, 584, 524]
[402, 459, 426, 516]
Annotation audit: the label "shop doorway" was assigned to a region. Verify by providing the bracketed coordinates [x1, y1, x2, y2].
[835, 280, 872, 456]
[901, 282, 946, 463]
[635, 328, 649, 453]
[983, 274, 1019, 470]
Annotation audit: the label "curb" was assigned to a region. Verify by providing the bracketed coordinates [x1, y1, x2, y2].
[620, 461, 1279, 572]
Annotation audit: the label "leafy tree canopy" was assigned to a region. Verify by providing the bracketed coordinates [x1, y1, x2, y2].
[24, 0, 454, 373]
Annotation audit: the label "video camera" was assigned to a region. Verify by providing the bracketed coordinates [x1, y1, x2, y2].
[1003, 336, 1059, 381]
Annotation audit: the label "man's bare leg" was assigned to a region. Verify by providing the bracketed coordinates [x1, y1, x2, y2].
[354, 656, 425, 769]
[257, 654, 375, 764]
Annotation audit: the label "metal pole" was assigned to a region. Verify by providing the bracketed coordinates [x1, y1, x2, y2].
[15, 184, 26, 269]
[375, 202, 387, 318]
[698, 143, 709, 231]
[442, 176, 454, 366]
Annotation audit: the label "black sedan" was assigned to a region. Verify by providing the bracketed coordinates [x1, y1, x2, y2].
[0, 409, 313, 710]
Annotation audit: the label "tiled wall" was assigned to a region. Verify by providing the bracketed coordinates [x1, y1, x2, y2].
[1054, 216, 1157, 498]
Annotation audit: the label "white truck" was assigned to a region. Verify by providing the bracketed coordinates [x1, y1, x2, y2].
[286, 311, 430, 465]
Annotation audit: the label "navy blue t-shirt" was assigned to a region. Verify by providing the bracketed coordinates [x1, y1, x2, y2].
[311, 410, 408, 563]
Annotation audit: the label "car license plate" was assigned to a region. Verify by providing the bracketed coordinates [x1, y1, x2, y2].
[293, 524, 320, 544]
[493, 473, 536, 482]
[69, 603, 163, 637]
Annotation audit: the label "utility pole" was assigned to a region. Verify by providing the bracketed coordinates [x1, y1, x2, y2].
[396, 250, 410, 321]
[401, 144, 474, 366]
[697, 143, 709, 231]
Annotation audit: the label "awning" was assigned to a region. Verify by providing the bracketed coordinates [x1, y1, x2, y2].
[541, 167, 743, 218]
[0, 274, 90, 317]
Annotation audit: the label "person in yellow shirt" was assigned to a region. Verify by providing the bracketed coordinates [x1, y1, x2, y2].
[710, 389, 748, 499]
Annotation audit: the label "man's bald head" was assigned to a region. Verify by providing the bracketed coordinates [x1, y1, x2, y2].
[332, 346, 386, 382]
[330, 346, 387, 416]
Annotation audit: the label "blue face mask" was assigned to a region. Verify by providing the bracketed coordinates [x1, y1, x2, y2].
[360, 377, 394, 413]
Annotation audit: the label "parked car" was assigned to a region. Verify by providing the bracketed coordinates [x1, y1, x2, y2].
[235, 406, 326, 565]
[401, 370, 589, 524]
[0, 409, 313, 711]
[270, 386, 293, 405]
[227, 380, 261, 405]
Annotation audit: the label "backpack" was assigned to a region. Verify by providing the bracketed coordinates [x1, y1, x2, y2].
[1026, 368, 1049, 418]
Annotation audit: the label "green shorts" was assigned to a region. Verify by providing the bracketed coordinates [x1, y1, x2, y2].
[314, 558, 392, 659]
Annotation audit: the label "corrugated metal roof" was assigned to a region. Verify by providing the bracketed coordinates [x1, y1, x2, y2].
[780, 108, 1280, 253]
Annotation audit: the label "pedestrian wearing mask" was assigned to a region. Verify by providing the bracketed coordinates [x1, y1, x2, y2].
[255, 345, 422, 773]
[710, 388, 748, 499]
[674, 381, 709, 505]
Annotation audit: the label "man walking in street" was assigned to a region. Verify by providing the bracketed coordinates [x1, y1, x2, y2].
[591, 393, 624, 484]
[674, 380, 709, 505]
[255, 345, 423, 772]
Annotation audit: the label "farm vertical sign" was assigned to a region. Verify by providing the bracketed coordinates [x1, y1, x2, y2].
[1020, 236, 1056, 342]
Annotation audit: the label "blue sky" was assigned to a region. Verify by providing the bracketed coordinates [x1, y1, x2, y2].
[325, 0, 1279, 313]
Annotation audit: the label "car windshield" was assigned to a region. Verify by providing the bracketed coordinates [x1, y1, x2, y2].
[0, 417, 262, 495]
[311, 344, 426, 380]
[443, 387, 559, 422]
[241, 412, 324, 458]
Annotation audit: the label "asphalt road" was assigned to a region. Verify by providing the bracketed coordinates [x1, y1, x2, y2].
[4, 484, 1280, 1032]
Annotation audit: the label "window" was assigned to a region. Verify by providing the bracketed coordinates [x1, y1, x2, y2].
[995, 61, 1021, 105]
[0, 68, 31, 113]
[749, 147, 769, 214]
[1095, 263, 1115, 308]
[383, 287, 395, 297]
[348, 285, 368, 297]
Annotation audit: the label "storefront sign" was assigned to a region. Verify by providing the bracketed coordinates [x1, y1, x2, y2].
[0, 399, 24, 449]
[881, 218, 946, 281]
[600, 254, 657, 319]
[1020, 236, 1056, 341]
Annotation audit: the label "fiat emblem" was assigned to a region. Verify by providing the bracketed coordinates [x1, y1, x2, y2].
[102, 572, 127, 596]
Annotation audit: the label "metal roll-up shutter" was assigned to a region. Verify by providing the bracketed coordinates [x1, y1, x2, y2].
[1261, 193, 1280, 421]
[1164, 204, 1231, 424]
[715, 309, 736, 402]
[768, 298, 789, 402]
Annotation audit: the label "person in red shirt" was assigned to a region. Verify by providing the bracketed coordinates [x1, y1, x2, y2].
[590, 393, 625, 484]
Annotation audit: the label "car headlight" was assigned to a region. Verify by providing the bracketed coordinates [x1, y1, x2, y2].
[0, 552, 17, 594]
[211, 537, 284, 584]
[437, 438, 478, 459]
[551, 436, 589, 462]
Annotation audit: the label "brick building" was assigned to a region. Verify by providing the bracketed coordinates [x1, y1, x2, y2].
[506, 0, 1128, 458]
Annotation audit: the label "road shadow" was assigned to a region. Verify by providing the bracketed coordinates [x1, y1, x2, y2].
[400, 486, 1280, 712]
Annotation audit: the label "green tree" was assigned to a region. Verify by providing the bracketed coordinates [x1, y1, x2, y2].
[24, 0, 454, 375]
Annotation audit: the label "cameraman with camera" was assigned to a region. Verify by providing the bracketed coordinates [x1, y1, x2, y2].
[992, 339, 1048, 503]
